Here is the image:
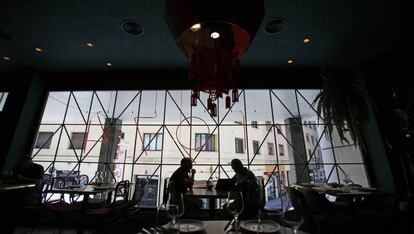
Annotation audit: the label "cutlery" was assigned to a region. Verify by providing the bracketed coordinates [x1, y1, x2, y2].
[141, 228, 151, 234]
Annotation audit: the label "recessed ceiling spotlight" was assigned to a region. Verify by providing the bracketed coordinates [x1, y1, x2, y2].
[210, 32, 220, 39]
[106, 62, 112, 67]
[35, 47, 42, 53]
[86, 42, 94, 48]
[303, 38, 311, 44]
[264, 17, 287, 34]
[3, 56, 11, 61]
[121, 20, 144, 36]
[190, 23, 201, 32]
[287, 59, 293, 64]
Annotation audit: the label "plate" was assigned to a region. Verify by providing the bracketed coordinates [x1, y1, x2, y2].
[240, 220, 280, 233]
[163, 219, 206, 233]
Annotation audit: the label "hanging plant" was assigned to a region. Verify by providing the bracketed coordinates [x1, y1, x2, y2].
[312, 69, 370, 150]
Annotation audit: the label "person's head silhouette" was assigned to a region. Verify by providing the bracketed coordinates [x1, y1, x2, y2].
[231, 158, 244, 174]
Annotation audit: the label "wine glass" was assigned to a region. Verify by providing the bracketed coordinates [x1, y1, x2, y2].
[283, 216, 304, 234]
[167, 204, 180, 231]
[225, 191, 244, 231]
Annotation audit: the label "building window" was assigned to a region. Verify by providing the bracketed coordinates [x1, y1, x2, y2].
[235, 138, 244, 153]
[308, 149, 312, 158]
[35, 132, 53, 149]
[306, 133, 309, 142]
[195, 133, 216, 151]
[265, 121, 272, 131]
[251, 121, 258, 128]
[268, 143, 275, 155]
[278, 144, 284, 156]
[143, 133, 163, 151]
[69, 132, 86, 149]
[252, 140, 260, 155]
[311, 135, 315, 145]
[276, 124, 282, 134]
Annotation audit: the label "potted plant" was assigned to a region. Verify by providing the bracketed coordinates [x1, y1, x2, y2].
[312, 69, 371, 152]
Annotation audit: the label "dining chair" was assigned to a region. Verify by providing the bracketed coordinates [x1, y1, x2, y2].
[41, 177, 66, 203]
[113, 180, 130, 204]
[300, 187, 353, 233]
[69, 174, 90, 203]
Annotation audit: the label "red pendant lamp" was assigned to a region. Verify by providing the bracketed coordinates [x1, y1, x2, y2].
[165, 0, 264, 116]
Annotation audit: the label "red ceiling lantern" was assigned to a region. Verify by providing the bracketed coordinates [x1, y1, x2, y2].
[165, 0, 264, 116]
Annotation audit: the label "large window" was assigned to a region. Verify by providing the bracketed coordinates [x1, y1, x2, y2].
[143, 133, 163, 151]
[35, 132, 54, 149]
[195, 133, 216, 151]
[32, 90, 369, 210]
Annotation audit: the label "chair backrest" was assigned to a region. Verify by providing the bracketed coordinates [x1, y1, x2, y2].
[42, 173, 51, 182]
[77, 174, 89, 185]
[113, 180, 130, 203]
[300, 187, 332, 214]
[131, 178, 146, 206]
[162, 177, 170, 204]
[41, 177, 66, 203]
[286, 186, 311, 217]
[56, 170, 80, 186]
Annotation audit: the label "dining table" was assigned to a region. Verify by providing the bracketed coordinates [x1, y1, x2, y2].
[43, 184, 116, 209]
[294, 183, 396, 205]
[184, 187, 228, 216]
[139, 220, 310, 234]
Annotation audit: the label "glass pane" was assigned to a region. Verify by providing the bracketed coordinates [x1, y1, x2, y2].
[41, 92, 70, 123]
[114, 90, 141, 123]
[271, 90, 299, 122]
[64, 91, 93, 124]
[245, 90, 273, 123]
[0, 92, 9, 111]
[337, 164, 369, 187]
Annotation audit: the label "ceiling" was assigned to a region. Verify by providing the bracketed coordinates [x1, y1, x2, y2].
[0, 0, 406, 72]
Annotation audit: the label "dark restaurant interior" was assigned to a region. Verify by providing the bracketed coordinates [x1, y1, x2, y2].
[0, 0, 411, 233]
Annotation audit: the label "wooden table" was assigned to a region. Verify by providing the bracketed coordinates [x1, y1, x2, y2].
[0, 182, 35, 192]
[294, 184, 395, 205]
[140, 220, 310, 234]
[44, 184, 115, 207]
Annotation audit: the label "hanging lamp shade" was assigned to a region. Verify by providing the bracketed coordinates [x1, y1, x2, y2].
[165, 0, 264, 115]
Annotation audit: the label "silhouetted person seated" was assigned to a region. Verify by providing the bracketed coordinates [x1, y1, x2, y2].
[169, 158, 208, 219]
[12, 155, 45, 206]
[229, 158, 259, 220]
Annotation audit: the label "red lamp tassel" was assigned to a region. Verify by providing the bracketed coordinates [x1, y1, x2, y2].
[207, 98, 213, 110]
[232, 89, 239, 102]
[211, 103, 217, 117]
[191, 93, 197, 107]
[225, 96, 231, 109]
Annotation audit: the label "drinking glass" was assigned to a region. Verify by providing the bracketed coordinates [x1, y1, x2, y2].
[168, 192, 185, 219]
[284, 216, 304, 234]
[225, 191, 244, 232]
[167, 204, 180, 231]
[95, 171, 102, 184]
